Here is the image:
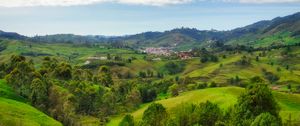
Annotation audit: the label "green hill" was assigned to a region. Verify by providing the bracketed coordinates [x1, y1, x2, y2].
[0, 80, 62, 126]
[107, 87, 300, 126]
[1, 12, 299, 50]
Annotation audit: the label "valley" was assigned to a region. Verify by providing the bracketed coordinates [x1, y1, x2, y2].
[0, 11, 300, 126]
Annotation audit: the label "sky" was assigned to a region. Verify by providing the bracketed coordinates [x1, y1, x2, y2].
[0, 0, 299, 36]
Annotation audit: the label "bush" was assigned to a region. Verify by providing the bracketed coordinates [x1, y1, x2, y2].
[209, 82, 217, 87]
[187, 84, 197, 91]
[231, 84, 281, 125]
[164, 62, 184, 75]
[173, 101, 223, 126]
[168, 84, 179, 96]
[197, 82, 207, 89]
[198, 101, 223, 126]
[141, 103, 169, 126]
[263, 71, 280, 84]
[251, 113, 280, 126]
[119, 114, 134, 126]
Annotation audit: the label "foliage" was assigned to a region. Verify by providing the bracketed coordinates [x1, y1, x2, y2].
[197, 101, 223, 126]
[230, 84, 281, 126]
[54, 62, 72, 80]
[119, 114, 134, 126]
[164, 61, 185, 75]
[30, 78, 48, 110]
[98, 66, 114, 87]
[172, 101, 223, 126]
[168, 84, 179, 96]
[141, 103, 169, 126]
[250, 113, 280, 126]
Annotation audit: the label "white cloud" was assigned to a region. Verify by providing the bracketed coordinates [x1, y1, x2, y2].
[0, 0, 299, 7]
[117, 0, 193, 6]
[222, 0, 300, 3]
[0, 0, 193, 7]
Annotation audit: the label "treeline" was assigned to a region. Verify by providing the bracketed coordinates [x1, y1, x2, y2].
[120, 83, 283, 126]
[0, 55, 189, 125]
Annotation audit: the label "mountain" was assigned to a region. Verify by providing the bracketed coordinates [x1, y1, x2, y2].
[0, 30, 27, 40]
[30, 34, 111, 44]
[227, 12, 300, 46]
[1, 12, 299, 49]
[110, 12, 300, 49]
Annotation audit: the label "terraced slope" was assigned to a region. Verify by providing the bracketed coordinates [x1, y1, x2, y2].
[107, 87, 300, 125]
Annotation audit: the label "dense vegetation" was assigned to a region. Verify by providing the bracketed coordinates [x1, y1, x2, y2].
[0, 11, 300, 126]
[1, 41, 300, 125]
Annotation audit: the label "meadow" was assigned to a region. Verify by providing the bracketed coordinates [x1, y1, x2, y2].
[107, 87, 300, 125]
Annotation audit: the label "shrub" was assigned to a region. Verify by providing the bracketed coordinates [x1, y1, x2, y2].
[141, 103, 169, 126]
[231, 84, 281, 125]
[168, 84, 179, 96]
[251, 113, 280, 126]
[119, 114, 134, 126]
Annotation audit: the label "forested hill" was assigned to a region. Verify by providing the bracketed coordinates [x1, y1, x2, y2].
[0, 30, 27, 40]
[1, 12, 300, 49]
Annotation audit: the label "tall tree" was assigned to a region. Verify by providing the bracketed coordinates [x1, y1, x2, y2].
[98, 66, 114, 87]
[119, 114, 135, 126]
[30, 78, 48, 109]
[142, 103, 169, 126]
[230, 84, 281, 126]
[197, 101, 223, 126]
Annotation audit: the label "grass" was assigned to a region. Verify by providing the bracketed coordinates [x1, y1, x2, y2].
[0, 97, 62, 126]
[0, 80, 62, 126]
[0, 79, 26, 102]
[107, 87, 300, 125]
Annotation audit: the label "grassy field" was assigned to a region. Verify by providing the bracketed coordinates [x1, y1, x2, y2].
[107, 87, 300, 125]
[0, 40, 138, 65]
[2, 40, 300, 126]
[0, 79, 26, 102]
[0, 80, 62, 126]
[0, 97, 63, 126]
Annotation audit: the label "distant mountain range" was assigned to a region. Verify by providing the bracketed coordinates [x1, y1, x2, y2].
[1, 12, 300, 50]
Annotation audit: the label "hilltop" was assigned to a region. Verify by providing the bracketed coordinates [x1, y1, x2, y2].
[1, 12, 299, 50]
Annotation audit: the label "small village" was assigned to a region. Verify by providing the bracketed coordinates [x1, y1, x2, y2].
[84, 47, 193, 64]
[143, 47, 193, 60]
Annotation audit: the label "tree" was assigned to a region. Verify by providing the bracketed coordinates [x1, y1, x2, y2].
[210, 55, 219, 62]
[164, 62, 184, 75]
[54, 62, 72, 80]
[125, 89, 142, 109]
[200, 56, 209, 63]
[250, 76, 264, 84]
[197, 101, 223, 126]
[98, 66, 114, 86]
[263, 71, 279, 84]
[168, 84, 179, 96]
[231, 84, 281, 126]
[68, 81, 100, 114]
[174, 103, 198, 126]
[119, 114, 134, 126]
[30, 78, 48, 109]
[142, 103, 169, 126]
[255, 56, 259, 62]
[5, 57, 37, 98]
[139, 86, 157, 103]
[251, 113, 280, 126]
[139, 71, 147, 78]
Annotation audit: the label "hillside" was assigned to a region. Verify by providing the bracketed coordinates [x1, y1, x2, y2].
[0, 80, 62, 126]
[1, 12, 299, 50]
[0, 30, 27, 40]
[107, 87, 300, 125]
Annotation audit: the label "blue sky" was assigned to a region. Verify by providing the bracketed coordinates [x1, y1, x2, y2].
[0, 0, 299, 36]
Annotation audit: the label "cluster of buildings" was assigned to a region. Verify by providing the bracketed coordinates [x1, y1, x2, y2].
[143, 47, 173, 56]
[177, 51, 192, 60]
[143, 47, 193, 60]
